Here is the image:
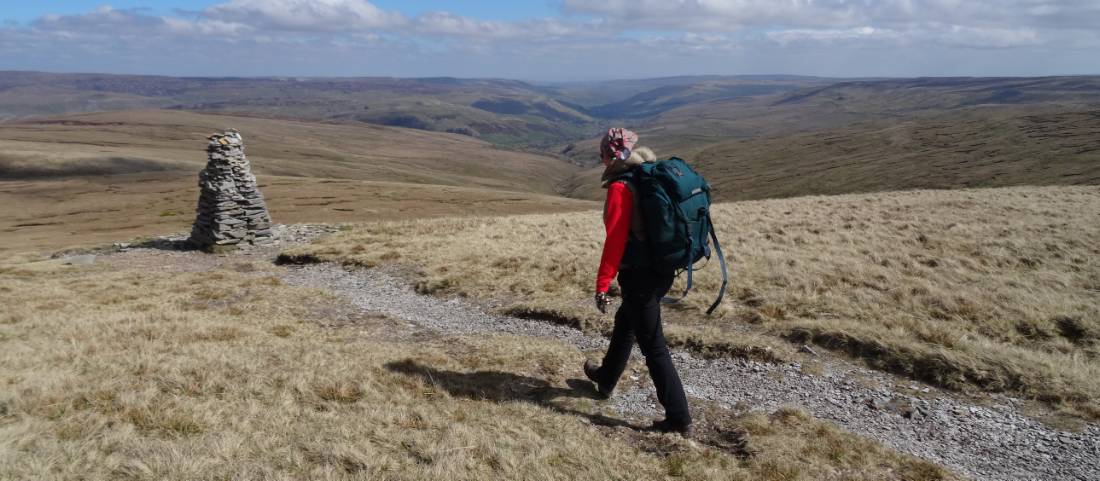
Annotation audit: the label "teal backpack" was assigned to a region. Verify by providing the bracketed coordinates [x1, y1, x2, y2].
[627, 157, 728, 315]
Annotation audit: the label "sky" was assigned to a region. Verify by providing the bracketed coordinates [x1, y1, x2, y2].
[1, 1, 1098, 81]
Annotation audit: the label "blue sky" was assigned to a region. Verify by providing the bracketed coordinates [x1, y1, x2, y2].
[3, 1, 561, 23]
[1, 1, 1098, 80]
[3, 1, 213, 22]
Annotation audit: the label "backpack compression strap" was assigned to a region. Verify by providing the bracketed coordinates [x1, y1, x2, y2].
[661, 208, 727, 314]
[705, 212, 728, 315]
[660, 205, 708, 305]
[683, 209, 712, 300]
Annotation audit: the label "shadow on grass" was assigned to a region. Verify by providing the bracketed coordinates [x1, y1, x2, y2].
[50, 237, 199, 259]
[384, 359, 641, 430]
[129, 237, 201, 252]
[384, 359, 756, 461]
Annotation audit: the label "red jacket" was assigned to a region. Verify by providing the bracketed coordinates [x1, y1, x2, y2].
[596, 181, 633, 293]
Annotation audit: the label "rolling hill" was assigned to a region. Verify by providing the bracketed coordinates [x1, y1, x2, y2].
[0, 110, 575, 192]
[4, 73, 1100, 208]
[643, 76, 1100, 152]
[564, 106, 1100, 201]
[0, 72, 597, 148]
[692, 108, 1100, 201]
[0, 72, 840, 150]
[539, 75, 829, 115]
[0, 110, 594, 254]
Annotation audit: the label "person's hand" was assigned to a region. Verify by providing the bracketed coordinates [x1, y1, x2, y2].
[594, 292, 611, 314]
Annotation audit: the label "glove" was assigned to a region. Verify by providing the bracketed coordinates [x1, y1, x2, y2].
[594, 292, 611, 314]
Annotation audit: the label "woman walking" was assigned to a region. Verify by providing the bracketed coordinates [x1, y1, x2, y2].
[584, 128, 692, 437]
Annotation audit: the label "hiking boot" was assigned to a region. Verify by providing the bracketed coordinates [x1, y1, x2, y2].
[649, 418, 693, 438]
[583, 360, 612, 399]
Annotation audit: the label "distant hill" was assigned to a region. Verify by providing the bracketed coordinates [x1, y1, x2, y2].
[648, 76, 1100, 149]
[695, 108, 1100, 200]
[4, 72, 1100, 201]
[0, 109, 576, 194]
[0, 72, 597, 148]
[563, 107, 1100, 201]
[0, 72, 831, 149]
[562, 77, 829, 119]
[771, 76, 1100, 110]
[537, 75, 829, 109]
[557, 76, 1100, 166]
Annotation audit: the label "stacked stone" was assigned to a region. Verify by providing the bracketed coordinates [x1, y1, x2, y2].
[189, 130, 275, 250]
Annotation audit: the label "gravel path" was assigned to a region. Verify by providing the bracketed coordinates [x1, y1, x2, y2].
[279, 263, 1100, 481]
[96, 227, 1099, 481]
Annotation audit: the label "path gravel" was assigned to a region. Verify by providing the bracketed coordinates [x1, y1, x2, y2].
[100, 226, 1100, 481]
[279, 263, 1100, 481]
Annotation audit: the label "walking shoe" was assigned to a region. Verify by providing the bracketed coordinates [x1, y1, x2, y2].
[583, 360, 611, 399]
[649, 418, 693, 438]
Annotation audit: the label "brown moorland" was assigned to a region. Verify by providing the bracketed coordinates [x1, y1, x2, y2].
[0, 173, 594, 257]
[0, 72, 598, 147]
[563, 108, 1100, 201]
[692, 109, 1100, 201]
[0, 258, 956, 480]
[282, 185, 1100, 419]
[0, 110, 575, 193]
[0, 110, 594, 256]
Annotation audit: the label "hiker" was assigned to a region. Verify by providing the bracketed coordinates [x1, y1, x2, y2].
[583, 128, 693, 437]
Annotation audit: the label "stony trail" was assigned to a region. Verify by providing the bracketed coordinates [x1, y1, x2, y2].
[102, 231, 1099, 481]
[279, 264, 1100, 481]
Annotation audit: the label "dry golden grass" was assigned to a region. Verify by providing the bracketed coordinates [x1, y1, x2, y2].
[284, 185, 1100, 418]
[0, 261, 953, 480]
[0, 109, 597, 258]
[0, 173, 594, 257]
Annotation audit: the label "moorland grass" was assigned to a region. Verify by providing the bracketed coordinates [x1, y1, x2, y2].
[282, 185, 1100, 418]
[0, 261, 954, 480]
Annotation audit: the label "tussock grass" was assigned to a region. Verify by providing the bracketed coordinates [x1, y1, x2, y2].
[0, 262, 953, 480]
[284, 185, 1100, 418]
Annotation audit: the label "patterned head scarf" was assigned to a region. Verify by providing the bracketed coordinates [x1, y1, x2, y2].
[600, 128, 650, 187]
[599, 128, 638, 164]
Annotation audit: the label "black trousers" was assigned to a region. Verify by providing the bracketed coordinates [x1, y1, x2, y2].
[595, 267, 691, 425]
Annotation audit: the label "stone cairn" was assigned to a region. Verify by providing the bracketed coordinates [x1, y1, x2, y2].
[189, 130, 275, 251]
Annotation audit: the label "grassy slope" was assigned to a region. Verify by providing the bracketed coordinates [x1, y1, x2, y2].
[563, 108, 1100, 201]
[0, 110, 577, 194]
[0, 109, 596, 255]
[694, 108, 1100, 201]
[0, 259, 955, 480]
[283, 186, 1100, 418]
[558, 76, 1100, 168]
[0, 173, 596, 256]
[651, 76, 1100, 140]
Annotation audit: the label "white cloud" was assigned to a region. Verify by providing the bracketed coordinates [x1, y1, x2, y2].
[203, 0, 405, 32]
[938, 25, 1043, 48]
[412, 11, 607, 42]
[562, 0, 866, 30]
[0, 1, 1096, 78]
[163, 17, 252, 37]
[767, 26, 895, 46]
[562, 0, 1100, 48]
